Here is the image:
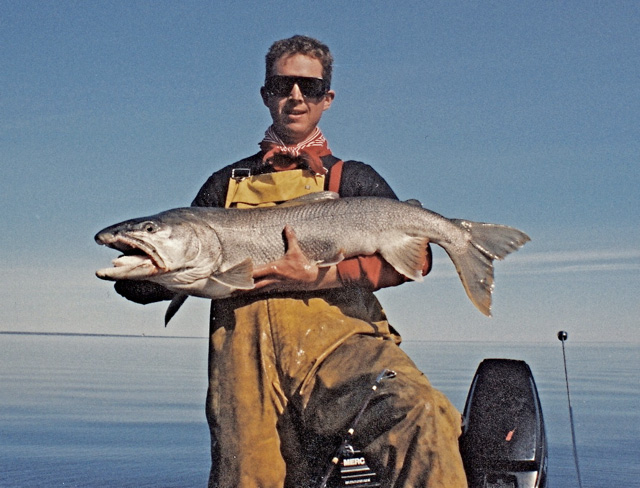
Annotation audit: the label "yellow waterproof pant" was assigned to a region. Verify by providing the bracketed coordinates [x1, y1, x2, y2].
[206, 290, 467, 487]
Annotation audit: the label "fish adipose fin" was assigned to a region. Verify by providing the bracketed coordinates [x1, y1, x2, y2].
[379, 236, 430, 282]
[211, 258, 255, 290]
[447, 220, 530, 317]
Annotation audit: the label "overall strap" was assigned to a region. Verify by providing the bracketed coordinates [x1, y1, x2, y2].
[327, 159, 344, 194]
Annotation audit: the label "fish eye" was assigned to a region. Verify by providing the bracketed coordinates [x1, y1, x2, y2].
[141, 221, 157, 233]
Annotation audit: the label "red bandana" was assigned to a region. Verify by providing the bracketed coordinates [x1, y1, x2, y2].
[259, 126, 331, 175]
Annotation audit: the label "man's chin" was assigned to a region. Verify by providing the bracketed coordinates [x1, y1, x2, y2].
[274, 124, 313, 145]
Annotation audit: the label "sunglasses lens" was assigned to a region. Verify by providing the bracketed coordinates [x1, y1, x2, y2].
[265, 76, 327, 97]
[265, 77, 291, 96]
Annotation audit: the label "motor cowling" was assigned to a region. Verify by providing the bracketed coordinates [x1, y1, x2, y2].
[459, 359, 548, 488]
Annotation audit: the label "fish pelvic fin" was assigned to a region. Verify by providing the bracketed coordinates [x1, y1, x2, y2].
[315, 250, 346, 268]
[165, 294, 188, 326]
[447, 220, 530, 316]
[379, 236, 430, 282]
[211, 258, 255, 291]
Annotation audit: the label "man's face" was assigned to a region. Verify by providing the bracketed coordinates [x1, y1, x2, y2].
[261, 53, 335, 145]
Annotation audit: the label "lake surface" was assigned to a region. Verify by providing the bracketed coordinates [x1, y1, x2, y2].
[1, 333, 637, 487]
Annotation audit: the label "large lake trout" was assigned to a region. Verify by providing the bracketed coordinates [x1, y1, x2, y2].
[95, 192, 529, 319]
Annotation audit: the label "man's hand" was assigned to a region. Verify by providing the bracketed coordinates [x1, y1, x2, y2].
[114, 280, 176, 304]
[251, 225, 341, 293]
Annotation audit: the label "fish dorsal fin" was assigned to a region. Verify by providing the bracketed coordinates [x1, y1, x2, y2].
[379, 236, 429, 282]
[404, 198, 423, 208]
[277, 191, 339, 208]
[211, 258, 255, 290]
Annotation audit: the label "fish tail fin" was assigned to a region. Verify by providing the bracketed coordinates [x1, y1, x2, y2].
[447, 220, 530, 316]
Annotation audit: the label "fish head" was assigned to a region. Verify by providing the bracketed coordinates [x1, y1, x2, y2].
[94, 208, 223, 285]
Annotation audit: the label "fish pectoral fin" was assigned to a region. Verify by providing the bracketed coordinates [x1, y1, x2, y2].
[165, 294, 188, 326]
[277, 191, 340, 208]
[379, 236, 430, 282]
[173, 268, 216, 283]
[210, 258, 255, 290]
[315, 250, 346, 268]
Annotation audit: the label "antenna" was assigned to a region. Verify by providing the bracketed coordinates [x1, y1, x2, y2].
[557, 331, 583, 488]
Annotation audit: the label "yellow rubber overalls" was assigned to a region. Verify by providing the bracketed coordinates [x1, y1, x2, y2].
[206, 168, 467, 488]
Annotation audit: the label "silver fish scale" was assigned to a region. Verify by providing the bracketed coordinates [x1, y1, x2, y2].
[209, 197, 430, 270]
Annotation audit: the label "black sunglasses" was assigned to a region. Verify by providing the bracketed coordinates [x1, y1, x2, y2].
[264, 76, 330, 98]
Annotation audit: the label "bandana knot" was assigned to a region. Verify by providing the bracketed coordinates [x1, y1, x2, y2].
[259, 126, 331, 175]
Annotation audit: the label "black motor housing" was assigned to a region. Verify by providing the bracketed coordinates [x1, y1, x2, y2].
[459, 359, 548, 488]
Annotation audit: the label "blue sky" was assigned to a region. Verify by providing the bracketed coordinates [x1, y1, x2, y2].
[2, 1, 639, 342]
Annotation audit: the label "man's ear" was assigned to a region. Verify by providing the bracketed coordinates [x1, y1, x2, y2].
[322, 90, 335, 111]
[260, 86, 269, 106]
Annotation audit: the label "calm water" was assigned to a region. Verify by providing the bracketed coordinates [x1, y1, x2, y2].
[1, 333, 637, 487]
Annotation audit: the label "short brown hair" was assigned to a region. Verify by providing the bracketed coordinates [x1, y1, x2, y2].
[265, 35, 333, 87]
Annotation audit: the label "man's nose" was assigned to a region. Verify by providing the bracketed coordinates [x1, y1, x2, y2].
[288, 83, 304, 100]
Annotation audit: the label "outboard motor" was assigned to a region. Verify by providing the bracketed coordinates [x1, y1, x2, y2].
[459, 359, 548, 488]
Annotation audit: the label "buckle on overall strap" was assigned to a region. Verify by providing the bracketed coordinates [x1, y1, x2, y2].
[231, 168, 251, 180]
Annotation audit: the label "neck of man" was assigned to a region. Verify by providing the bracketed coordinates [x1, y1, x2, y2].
[274, 127, 317, 146]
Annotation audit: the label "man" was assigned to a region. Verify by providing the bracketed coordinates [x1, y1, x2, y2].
[119, 36, 467, 487]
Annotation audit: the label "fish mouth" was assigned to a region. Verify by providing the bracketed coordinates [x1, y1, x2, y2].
[95, 233, 166, 280]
